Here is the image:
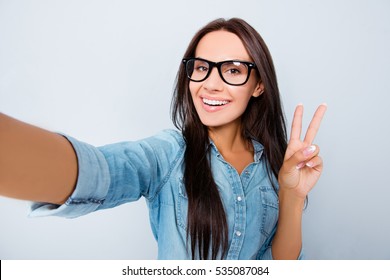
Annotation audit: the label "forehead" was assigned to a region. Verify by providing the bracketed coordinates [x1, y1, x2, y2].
[195, 30, 251, 61]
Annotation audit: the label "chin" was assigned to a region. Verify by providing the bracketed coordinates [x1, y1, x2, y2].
[198, 116, 233, 128]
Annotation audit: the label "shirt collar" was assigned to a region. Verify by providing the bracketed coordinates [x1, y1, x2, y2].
[208, 138, 264, 162]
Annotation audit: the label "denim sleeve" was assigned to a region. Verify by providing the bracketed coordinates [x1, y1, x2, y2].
[29, 129, 183, 218]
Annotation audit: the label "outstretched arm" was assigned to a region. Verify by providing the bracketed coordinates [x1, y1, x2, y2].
[271, 104, 327, 259]
[0, 113, 78, 204]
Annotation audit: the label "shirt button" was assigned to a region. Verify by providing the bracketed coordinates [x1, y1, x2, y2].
[237, 196, 242, 202]
[235, 231, 242, 237]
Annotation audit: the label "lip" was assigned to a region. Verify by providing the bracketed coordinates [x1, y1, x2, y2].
[200, 96, 231, 113]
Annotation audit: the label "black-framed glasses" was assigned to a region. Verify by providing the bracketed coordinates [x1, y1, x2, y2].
[182, 57, 257, 86]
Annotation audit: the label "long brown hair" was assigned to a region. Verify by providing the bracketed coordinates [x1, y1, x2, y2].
[171, 18, 287, 259]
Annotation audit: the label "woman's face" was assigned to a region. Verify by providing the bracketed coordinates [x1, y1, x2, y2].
[189, 30, 263, 129]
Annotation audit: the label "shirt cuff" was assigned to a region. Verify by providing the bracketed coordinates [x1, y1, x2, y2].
[29, 134, 110, 218]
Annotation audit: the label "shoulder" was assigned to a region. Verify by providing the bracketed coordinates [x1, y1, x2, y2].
[145, 129, 185, 147]
[95, 129, 185, 170]
[99, 129, 184, 152]
[140, 129, 185, 156]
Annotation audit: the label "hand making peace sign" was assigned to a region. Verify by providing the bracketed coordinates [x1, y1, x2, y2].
[278, 104, 327, 199]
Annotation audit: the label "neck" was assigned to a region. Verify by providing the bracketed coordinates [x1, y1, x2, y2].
[208, 119, 251, 154]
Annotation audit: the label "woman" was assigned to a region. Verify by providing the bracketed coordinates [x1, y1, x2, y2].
[0, 18, 326, 259]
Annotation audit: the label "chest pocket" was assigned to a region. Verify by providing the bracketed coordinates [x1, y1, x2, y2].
[259, 185, 279, 238]
[176, 178, 226, 232]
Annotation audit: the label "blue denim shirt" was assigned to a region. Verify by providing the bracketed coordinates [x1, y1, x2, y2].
[30, 129, 284, 259]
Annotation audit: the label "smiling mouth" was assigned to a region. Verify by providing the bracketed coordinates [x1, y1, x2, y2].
[202, 98, 230, 106]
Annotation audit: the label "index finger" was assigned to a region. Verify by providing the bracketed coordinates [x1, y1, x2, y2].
[303, 103, 327, 145]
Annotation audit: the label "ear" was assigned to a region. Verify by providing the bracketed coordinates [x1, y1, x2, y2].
[252, 82, 265, 98]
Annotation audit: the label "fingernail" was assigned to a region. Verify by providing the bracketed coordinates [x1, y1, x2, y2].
[296, 162, 305, 169]
[303, 145, 316, 157]
[306, 161, 313, 168]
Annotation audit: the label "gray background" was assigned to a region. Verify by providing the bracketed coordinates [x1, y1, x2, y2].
[1, 0, 389, 259]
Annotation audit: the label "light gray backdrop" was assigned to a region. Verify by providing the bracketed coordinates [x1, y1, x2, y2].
[1, 0, 389, 259]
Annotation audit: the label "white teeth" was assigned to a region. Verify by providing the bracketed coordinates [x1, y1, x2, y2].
[202, 98, 229, 106]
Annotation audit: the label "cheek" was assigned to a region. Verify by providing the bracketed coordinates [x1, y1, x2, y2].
[189, 82, 199, 98]
[233, 87, 254, 106]
[189, 82, 203, 106]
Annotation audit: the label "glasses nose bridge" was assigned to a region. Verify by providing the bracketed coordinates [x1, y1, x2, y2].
[206, 61, 223, 81]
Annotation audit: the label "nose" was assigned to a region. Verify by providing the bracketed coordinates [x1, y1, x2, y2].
[203, 66, 224, 92]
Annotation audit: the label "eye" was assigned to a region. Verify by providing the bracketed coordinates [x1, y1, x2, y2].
[222, 61, 246, 76]
[226, 68, 241, 75]
[195, 65, 209, 72]
[193, 60, 209, 73]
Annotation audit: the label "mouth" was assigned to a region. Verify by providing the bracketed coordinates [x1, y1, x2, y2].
[202, 97, 230, 106]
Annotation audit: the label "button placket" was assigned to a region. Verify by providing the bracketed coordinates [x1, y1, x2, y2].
[225, 165, 246, 260]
